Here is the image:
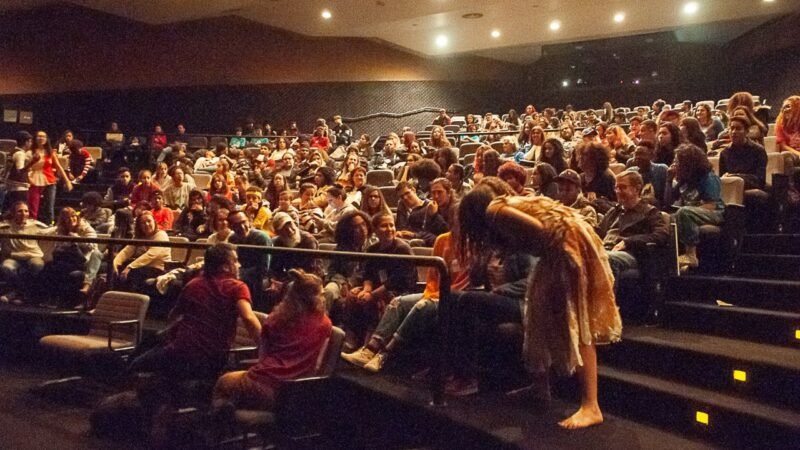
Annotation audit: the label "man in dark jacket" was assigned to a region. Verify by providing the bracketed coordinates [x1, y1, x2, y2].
[394, 181, 449, 246]
[719, 116, 767, 190]
[597, 170, 670, 279]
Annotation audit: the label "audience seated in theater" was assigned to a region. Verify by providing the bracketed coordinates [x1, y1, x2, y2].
[695, 104, 725, 142]
[658, 110, 681, 127]
[212, 269, 330, 412]
[340, 213, 416, 350]
[42, 207, 103, 306]
[540, 138, 568, 174]
[713, 93, 768, 149]
[4, 131, 33, 213]
[559, 124, 578, 157]
[56, 129, 74, 156]
[275, 153, 298, 182]
[323, 210, 371, 314]
[229, 127, 247, 149]
[207, 208, 232, 245]
[360, 185, 391, 220]
[579, 142, 617, 210]
[309, 126, 331, 151]
[432, 109, 451, 127]
[331, 115, 353, 147]
[446, 181, 537, 397]
[668, 144, 725, 270]
[497, 162, 532, 196]
[446, 164, 472, 201]
[194, 149, 220, 173]
[428, 126, 450, 151]
[369, 138, 402, 171]
[776, 95, 800, 166]
[131, 243, 261, 398]
[596, 171, 670, 281]
[719, 116, 767, 191]
[477, 149, 502, 183]
[228, 210, 272, 311]
[521, 125, 546, 162]
[628, 142, 669, 208]
[149, 190, 174, 231]
[80, 191, 112, 233]
[499, 136, 519, 161]
[429, 177, 458, 230]
[343, 230, 469, 372]
[0, 201, 48, 304]
[65, 139, 93, 184]
[174, 190, 208, 241]
[130, 169, 160, 209]
[555, 169, 598, 227]
[336, 151, 360, 189]
[273, 190, 300, 223]
[314, 186, 357, 243]
[265, 173, 288, 211]
[638, 120, 658, 148]
[408, 159, 442, 198]
[345, 166, 367, 208]
[207, 173, 233, 203]
[530, 163, 559, 199]
[113, 210, 170, 292]
[152, 162, 169, 188]
[655, 122, 681, 165]
[606, 125, 635, 164]
[395, 181, 449, 247]
[680, 117, 709, 152]
[269, 212, 323, 283]
[311, 166, 336, 209]
[627, 117, 643, 145]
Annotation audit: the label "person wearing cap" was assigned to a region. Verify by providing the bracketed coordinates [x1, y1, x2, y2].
[555, 169, 598, 227]
[269, 211, 323, 283]
[3, 131, 33, 212]
[581, 127, 599, 145]
[596, 170, 670, 281]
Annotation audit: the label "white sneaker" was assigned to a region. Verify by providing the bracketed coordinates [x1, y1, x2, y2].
[363, 352, 388, 373]
[341, 347, 375, 367]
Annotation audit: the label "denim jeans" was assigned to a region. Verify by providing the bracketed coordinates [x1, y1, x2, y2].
[372, 293, 438, 345]
[85, 249, 104, 282]
[1, 257, 45, 292]
[607, 250, 639, 281]
[674, 206, 724, 246]
[38, 184, 57, 225]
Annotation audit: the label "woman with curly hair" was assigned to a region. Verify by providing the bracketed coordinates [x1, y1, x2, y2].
[668, 144, 724, 270]
[429, 125, 450, 150]
[776, 95, 800, 165]
[345, 165, 367, 208]
[605, 125, 635, 163]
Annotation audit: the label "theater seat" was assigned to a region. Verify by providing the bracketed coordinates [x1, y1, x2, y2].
[39, 291, 150, 359]
[230, 326, 345, 448]
[366, 169, 394, 187]
[696, 204, 746, 273]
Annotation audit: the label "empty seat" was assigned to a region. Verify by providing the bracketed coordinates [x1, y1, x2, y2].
[192, 173, 212, 190]
[169, 236, 191, 264]
[366, 169, 394, 187]
[85, 147, 103, 161]
[39, 291, 150, 357]
[462, 154, 476, 166]
[186, 136, 208, 150]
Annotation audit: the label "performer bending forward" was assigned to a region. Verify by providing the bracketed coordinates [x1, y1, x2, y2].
[459, 187, 622, 429]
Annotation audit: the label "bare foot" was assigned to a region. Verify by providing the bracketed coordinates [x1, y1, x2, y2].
[558, 405, 604, 429]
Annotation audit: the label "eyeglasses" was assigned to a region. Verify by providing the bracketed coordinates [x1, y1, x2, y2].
[369, 194, 381, 199]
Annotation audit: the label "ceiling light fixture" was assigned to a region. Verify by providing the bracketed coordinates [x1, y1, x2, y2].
[682, 2, 699, 15]
[613, 12, 625, 23]
[562, 79, 569, 87]
[491, 30, 501, 38]
[435, 35, 449, 48]
[549, 20, 561, 31]
[462, 13, 484, 19]
[321, 9, 332, 19]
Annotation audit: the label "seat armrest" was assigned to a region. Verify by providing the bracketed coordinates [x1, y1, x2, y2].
[107, 319, 140, 352]
[228, 346, 259, 366]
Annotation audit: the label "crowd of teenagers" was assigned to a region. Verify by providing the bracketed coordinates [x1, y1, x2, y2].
[1, 91, 799, 433]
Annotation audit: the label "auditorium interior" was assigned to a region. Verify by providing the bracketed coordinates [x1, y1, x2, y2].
[1, 1, 800, 448]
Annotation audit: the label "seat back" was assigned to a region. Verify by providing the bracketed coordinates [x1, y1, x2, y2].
[708, 156, 720, 175]
[192, 173, 212, 190]
[169, 236, 190, 264]
[88, 291, 150, 344]
[443, 125, 460, 133]
[459, 142, 481, 158]
[462, 153, 476, 166]
[85, 147, 103, 161]
[768, 123, 776, 137]
[366, 169, 394, 187]
[379, 185, 399, 208]
[490, 142, 504, 152]
[412, 246, 433, 283]
[720, 176, 744, 205]
[186, 136, 208, 150]
[764, 136, 776, 153]
[0, 139, 15, 153]
[318, 242, 337, 252]
[766, 152, 784, 186]
[208, 136, 228, 148]
[313, 326, 345, 377]
[189, 238, 208, 264]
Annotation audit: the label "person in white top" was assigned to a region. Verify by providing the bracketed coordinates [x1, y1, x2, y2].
[0, 201, 49, 304]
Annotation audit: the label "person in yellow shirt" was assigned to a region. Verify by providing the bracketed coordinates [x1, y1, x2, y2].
[243, 187, 274, 237]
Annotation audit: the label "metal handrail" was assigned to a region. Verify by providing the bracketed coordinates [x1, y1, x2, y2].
[0, 232, 452, 406]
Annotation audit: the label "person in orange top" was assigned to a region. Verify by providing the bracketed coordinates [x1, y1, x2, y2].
[341, 231, 469, 372]
[149, 190, 174, 231]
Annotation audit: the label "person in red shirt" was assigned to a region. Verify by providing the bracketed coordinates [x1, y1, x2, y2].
[130, 169, 160, 208]
[212, 269, 332, 410]
[129, 243, 261, 381]
[149, 190, 174, 231]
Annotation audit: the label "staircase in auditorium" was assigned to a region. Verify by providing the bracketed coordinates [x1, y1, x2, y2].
[597, 232, 800, 448]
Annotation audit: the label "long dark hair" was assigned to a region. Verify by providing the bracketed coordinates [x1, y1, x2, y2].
[675, 144, 712, 187]
[457, 178, 515, 260]
[680, 117, 708, 150]
[334, 210, 372, 252]
[269, 269, 326, 328]
[481, 150, 502, 177]
[540, 138, 567, 174]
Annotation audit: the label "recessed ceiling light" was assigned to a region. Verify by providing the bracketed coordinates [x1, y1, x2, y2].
[549, 20, 561, 31]
[763, 0, 775, 2]
[462, 13, 484, 19]
[435, 35, 449, 48]
[613, 12, 625, 23]
[562, 79, 569, 87]
[491, 29, 501, 38]
[682, 2, 699, 15]
[321, 9, 332, 19]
